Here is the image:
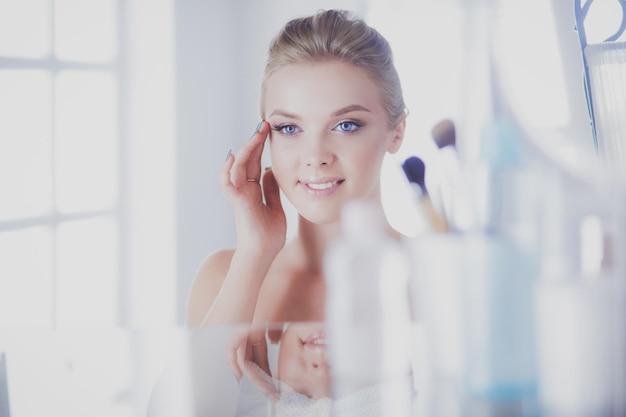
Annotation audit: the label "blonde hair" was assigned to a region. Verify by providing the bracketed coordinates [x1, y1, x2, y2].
[261, 9, 406, 127]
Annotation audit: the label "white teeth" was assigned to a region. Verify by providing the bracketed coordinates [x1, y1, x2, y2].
[312, 338, 327, 345]
[307, 182, 335, 190]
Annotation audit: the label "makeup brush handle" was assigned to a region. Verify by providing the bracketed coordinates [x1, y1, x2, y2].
[420, 196, 449, 233]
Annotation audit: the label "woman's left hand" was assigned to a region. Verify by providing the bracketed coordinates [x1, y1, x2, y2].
[226, 326, 279, 401]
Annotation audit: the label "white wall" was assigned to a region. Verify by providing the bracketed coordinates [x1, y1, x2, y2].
[126, 0, 177, 327]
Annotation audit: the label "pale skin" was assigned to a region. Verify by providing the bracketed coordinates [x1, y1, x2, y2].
[276, 322, 331, 399]
[186, 60, 406, 331]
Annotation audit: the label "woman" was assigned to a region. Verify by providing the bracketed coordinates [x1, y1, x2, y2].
[186, 9, 407, 329]
[145, 10, 412, 413]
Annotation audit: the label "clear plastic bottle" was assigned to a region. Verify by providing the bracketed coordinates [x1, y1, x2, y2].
[324, 200, 413, 416]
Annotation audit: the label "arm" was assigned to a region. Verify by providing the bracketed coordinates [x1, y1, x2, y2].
[186, 248, 278, 326]
[185, 250, 279, 397]
[187, 121, 286, 326]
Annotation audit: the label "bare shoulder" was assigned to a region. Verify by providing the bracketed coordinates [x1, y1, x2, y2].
[185, 248, 235, 326]
[254, 241, 325, 324]
[252, 250, 293, 325]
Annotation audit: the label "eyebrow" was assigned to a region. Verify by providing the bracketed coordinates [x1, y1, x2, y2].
[331, 104, 372, 117]
[268, 110, 302, 120]
[268, 104, 371, 120]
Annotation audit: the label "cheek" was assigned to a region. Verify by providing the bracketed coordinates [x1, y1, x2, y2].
[269, 144, 291, 188]
[350, 140, 387, 169]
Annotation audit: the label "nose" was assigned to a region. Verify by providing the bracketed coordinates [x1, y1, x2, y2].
[304, 135, 334, 167]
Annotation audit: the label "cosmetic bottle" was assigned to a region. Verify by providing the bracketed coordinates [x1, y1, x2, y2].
[324, 200, 413, 416]
[461, 116, 542, 417]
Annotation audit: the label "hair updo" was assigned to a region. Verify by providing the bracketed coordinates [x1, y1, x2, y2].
[261, 9, 406, 127]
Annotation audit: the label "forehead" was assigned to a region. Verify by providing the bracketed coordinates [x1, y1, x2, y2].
[263, 61, 385, 118]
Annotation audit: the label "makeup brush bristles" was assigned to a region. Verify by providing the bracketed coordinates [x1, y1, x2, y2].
[402, 155, 449, 233]
[402, 156, 427, 195]
[431, 118, 456, 149]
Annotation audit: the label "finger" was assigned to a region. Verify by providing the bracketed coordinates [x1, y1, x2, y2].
[251, 340, 272, 377]
[227, 346, 243, 381]
[232, 121, 269, 184]
[236, 338, 247, 370]
[242, 360, 279, 401]
[225, 329, 246, 380]
[245, 327, 266, 354]
[261, 167, 283, 211]
[219, 150, 237, 199]
[246, 122, 269, 175]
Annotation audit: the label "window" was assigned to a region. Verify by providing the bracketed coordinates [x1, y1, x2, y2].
[0, 1, 176, 414]
[0, 0, 123, 327]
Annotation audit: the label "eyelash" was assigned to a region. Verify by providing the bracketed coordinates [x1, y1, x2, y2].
[270, 120, 364, 136]
[334, 120, 363, 133]
[271, 124, 299, 136]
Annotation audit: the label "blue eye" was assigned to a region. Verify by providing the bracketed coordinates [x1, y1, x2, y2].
[335, 121, 362, 133]
[272, 124, 299, 136]
[283, 125, 297, 135]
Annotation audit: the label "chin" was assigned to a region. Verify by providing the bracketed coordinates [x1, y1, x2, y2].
[298, 205, 342, 226]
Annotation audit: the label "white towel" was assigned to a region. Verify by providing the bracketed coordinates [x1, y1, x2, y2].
[270, 382, 331, 417]
[235, 367, 415, 417]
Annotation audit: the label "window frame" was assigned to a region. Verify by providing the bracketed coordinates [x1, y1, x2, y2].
[0, 0, 129, 327]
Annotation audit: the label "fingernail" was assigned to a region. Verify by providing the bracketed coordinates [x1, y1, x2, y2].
[250, 121, 263, 139]
[224, 149, 232, 162]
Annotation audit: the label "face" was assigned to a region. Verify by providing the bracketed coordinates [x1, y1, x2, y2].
[277, 322, 330, 399]
[263, 60, 405, 224]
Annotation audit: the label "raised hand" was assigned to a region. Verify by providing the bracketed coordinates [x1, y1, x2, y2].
[220, 121, 287, 257]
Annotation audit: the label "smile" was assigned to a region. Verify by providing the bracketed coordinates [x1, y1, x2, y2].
[308, 182, 336, 190]
[300, 177, 344, 196]
[303, 332, 327, 347]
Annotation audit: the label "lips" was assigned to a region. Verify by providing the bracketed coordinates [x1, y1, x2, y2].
[299, 177, 344, 196]
[303, 332, 327, 348]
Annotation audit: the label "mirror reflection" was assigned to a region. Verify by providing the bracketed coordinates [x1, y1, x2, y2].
[147, 323, 417, 417]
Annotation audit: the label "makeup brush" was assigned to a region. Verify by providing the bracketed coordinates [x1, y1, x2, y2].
[402, 156, 449, 233]
[430, 119, 477, 232]
[431, 119, 459, 229]
[431, 119, 456, 150]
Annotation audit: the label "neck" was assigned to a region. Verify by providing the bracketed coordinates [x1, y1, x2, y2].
[295, 215, 342, 274]
[294, 198, 399, 274]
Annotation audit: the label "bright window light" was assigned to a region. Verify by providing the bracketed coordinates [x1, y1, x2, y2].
[0, 70, 53, 221]
[56, 217, 119, 326]
[55, 71, 118, 214]
[126, 0, 177, 326]
[0, 0, 51, 58]
[54, 0, 117, 62]
[0, 226, 53, 326]
[493, 0, 570, 129]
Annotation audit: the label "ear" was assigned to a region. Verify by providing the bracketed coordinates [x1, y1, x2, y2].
[386, 117, 406, 154]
